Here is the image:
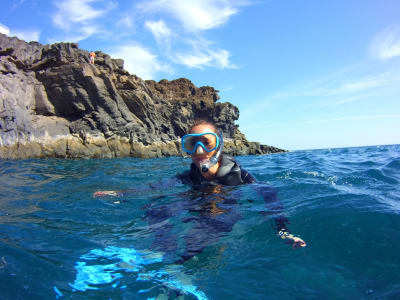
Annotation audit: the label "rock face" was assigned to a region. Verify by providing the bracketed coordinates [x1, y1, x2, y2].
[0, 34, 285, 159]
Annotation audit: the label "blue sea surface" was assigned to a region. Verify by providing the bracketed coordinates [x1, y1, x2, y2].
[0, 145, 399, 299]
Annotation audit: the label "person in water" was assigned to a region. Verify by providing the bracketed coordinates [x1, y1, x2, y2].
[178, 119, 305, 247]
[177, 119, 255, 185]
[95, 119, 306, 254]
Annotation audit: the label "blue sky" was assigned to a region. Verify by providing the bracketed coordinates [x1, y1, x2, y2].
[1, 0, 400, 150]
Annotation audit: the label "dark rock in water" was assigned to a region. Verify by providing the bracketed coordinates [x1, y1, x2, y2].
[0, 34, 286, 159]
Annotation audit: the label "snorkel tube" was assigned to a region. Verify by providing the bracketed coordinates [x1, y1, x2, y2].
[199, 130, 224, 173]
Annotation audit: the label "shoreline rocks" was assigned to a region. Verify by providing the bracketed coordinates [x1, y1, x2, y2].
[0, 34, 286, 159]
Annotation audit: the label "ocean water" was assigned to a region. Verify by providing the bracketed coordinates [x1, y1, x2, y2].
[0, 145, 399, 300]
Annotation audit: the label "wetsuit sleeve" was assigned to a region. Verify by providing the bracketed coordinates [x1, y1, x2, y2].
[95, 170, 194, 197]
[238, 164, 290, 233]
[116, 176, 185, 196]
[175, 170, 195, 185]
[240, 168, 257, 184]
[254, 185, 291, 234]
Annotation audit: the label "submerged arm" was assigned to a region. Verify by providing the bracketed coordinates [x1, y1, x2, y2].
[253, 183, 306, 248]
[93, 176, 184, 197]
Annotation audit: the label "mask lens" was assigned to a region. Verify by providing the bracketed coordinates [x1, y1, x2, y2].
[200, 133, 217, 151]
[182, 133, 218, 153]
[183, 136, 197, 152]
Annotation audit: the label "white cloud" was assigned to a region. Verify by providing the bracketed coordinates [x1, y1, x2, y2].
[48, 0, 244, 71]
[47, 26, 100, 43]
[144, 19, 238, 69]
[245, 114, 400, 130]
[339, 76, 384, 92]
[325, 95, 367, 106]
[240, 61, 400, 126]
[52, 0, 112, 31]
[306, 73, 392, 97]
[370, 26, 400, 60]
[138, 0, 240, 32]
[175, 47, 237, 69]
[109, 44, 173, 80]
[274, 114, 400, 128]
[175, 52, 212, 68]
[50, 0, 115, 42]
[209, 49, 236, 69]
[145, 20, 171, 45]
[117, 15, 134, 28]
[221, 85, 234, 92]
[267, 70, 400, 101]
[11, 29, 40, 42]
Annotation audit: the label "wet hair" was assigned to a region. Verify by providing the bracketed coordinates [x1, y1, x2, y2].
[189, 119, 218, 134]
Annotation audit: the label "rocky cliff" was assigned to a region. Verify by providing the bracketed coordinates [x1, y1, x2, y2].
[0, 34, 285, 159]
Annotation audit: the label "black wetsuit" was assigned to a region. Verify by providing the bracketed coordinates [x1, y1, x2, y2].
[177, 154, 257, 186]
[140, 154, 291, 263]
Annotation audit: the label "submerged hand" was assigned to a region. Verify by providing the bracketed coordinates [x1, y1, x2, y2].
[290, 236, 306, 248]
[278, 230, 307, 248]
[93, 191, 119, 197]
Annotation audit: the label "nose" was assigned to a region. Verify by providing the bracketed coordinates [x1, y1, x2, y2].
[195, 145, 204, 154]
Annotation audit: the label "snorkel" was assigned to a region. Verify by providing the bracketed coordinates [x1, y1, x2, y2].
[199, 130, 224, 173]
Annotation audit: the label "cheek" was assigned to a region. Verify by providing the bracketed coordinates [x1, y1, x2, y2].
[208, 149, 216, 157]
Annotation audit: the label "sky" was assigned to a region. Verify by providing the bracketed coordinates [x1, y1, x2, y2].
[1, 0, 400, 150]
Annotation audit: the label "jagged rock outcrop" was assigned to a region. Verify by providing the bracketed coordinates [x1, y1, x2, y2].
[0, 34, 285, 159]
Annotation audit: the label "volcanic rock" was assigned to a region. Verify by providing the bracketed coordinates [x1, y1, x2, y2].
[0, 34, 285, 159]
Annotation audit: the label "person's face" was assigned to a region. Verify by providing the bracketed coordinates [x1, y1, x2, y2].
[189, 124, 218, 168]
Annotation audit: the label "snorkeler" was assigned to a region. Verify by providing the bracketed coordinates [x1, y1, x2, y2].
[94, 119, 306, 254]
[177, 119, 306, 248]
[177, 119, 255, 185]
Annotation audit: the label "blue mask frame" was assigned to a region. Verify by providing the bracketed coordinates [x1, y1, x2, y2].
[181, 132, 220, 154]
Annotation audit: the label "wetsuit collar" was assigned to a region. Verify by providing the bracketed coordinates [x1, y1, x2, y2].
[216, 154, 235, 178]
[190, 154, 238, 184]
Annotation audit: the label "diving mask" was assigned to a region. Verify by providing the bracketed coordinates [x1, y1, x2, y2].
[181, 132, 220, 154]
[181, 131, 224, 173]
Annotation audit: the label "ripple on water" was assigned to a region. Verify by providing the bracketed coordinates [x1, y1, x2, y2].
[1, 145, 400, 299]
